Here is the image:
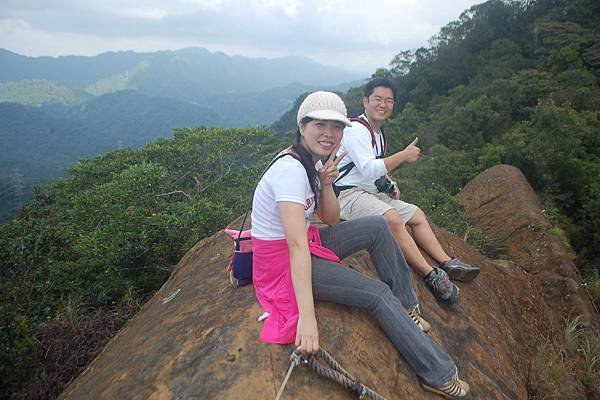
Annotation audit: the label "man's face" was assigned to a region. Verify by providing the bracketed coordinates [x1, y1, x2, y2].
[363, 86, 394, 125]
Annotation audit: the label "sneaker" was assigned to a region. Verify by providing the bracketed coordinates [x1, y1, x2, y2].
[421, 368, 470, 398]
[440, 258, 480, 283]
[425, 267, 460, 304]
[407, 307, 431, 333]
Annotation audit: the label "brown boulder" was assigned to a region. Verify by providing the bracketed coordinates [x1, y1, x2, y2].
[60, 166, 598, 400]
[456, 164, 598, 327]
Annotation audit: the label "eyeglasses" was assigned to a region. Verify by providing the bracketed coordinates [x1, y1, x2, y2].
[370, 95, 394, 106]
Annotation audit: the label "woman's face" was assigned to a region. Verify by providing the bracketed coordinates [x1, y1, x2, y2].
[299, 119, 344, 162]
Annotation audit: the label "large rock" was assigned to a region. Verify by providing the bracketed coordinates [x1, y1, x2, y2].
[60, 166, 598, 400]
[456, 164, 598, 327]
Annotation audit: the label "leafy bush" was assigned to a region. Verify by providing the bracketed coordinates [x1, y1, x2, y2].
[0, 125, 285, 398]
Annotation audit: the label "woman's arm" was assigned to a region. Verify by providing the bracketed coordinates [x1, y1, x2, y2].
[278, 201, 319, 354]
[316, 183, 340, 225]
[316, 145, 347, 225]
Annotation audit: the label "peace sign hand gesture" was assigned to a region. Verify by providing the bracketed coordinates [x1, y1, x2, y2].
[318, 143, 347, 186]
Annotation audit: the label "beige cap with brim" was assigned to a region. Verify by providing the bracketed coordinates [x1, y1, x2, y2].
[297, 91, 352, 127]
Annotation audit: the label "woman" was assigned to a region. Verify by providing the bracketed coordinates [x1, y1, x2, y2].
[251, 91, 469, 398]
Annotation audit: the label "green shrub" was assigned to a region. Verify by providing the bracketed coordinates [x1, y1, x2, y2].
[0, 125, 281, 398]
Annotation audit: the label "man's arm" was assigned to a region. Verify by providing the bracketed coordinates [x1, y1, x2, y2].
[383, 137, 420, 173]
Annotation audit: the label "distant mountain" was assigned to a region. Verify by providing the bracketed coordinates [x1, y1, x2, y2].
[269, 79, 367, 134]
[195, 79, 365, 127]
[0, 48, 149, 89]
[0, 79, 87, 106]
[0, 90, 225, 221]
[0, 47, 363, 126]
[0, 47, 365, 221]
[51, 90, 224, 141]
[269, 91, 312, 135]
[0, 47, 362, 98]
[0, 102, 102, 221]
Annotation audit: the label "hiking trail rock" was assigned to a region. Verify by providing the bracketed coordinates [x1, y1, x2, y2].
[60, 165, 598, 400]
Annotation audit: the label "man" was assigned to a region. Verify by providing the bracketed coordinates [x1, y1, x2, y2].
[334, 78, 480, 304]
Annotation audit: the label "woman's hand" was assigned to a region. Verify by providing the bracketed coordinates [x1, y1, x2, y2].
[318, 143, 347, 186]
[295, 312, 319, 354]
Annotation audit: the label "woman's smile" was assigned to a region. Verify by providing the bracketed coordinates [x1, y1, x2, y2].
[300, 119, 344, 160]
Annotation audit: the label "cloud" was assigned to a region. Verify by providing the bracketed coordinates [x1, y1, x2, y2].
[257, 0, 301, 17]
[0, 0, 482, 74]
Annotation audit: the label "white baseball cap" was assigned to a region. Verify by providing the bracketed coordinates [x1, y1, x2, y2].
[297, 91, 352, 127]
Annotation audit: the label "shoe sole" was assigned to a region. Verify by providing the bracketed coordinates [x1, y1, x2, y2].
[445, 267, 480, 283]
[421, 382, 463, 398]
[440, 286, 460, 305]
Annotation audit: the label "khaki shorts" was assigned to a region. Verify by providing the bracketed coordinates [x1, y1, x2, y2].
[338, 187, 418, 224]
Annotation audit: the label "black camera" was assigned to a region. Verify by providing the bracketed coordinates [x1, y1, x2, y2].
[374, 176, 397, 197]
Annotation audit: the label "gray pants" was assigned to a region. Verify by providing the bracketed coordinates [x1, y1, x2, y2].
[312, 216, 455, 386]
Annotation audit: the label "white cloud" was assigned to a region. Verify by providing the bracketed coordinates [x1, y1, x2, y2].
[96, 0, 229, 20]
[257, 0, 301, 17]
[0, 18, 31, 35]
[0, 18, 196, 56]
[0, 0, 484, 74]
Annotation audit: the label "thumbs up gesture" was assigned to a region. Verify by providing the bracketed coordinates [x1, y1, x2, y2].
[401, 137, 420, 163]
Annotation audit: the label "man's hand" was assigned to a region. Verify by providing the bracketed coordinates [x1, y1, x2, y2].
[318, 143, 347, 186]
[400, 137, 420, 163]
[390, 181, 400, 200]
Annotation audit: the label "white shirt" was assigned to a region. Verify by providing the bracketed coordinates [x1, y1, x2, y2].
[336, 114, 387, 191]
[251, 154, 315, 240]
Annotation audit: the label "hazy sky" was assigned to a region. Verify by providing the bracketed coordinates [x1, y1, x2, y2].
[0, 0, 482, 74]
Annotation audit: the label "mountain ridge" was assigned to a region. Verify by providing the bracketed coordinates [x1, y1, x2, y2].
[0, 47, 363, 93]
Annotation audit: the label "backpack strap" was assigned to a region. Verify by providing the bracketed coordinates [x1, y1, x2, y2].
[236, 153, 300, 247]
[350, 116, 386, 157]
[332, 116, 386, 196]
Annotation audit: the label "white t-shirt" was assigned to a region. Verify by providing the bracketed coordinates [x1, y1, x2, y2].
[251, 154, 315, 240]
[336, 114, 387, 191]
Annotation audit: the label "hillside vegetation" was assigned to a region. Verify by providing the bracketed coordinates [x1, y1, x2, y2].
[0, 79, 85, 106]
[0, 92, 224, 222]
[0, 126, 285, 398]
[272, 0, 600, 287]
[1, 0, 599, 398]
[0, 49, 362, 223]
[370, 0, 600, 278]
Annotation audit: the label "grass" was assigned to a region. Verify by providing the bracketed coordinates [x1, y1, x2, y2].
[564, 315, 585, 354]
[578, 336, 600, 393]
[548, 226, 573, 251]
[528, 340, 575, 399]
[583, 270, 600, 312]
[528, 315, 600, 399]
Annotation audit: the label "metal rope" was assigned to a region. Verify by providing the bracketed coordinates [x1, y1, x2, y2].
[274, 351, 302, 400]
[274, 347, 387, 400]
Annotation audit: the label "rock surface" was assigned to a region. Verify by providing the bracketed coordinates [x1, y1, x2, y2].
[60, 165, 599, 400]
[456, 164, 598, 327]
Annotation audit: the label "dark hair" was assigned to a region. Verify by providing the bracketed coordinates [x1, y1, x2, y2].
[292, 117, 319, 208]
[364, 78, 397, 100]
